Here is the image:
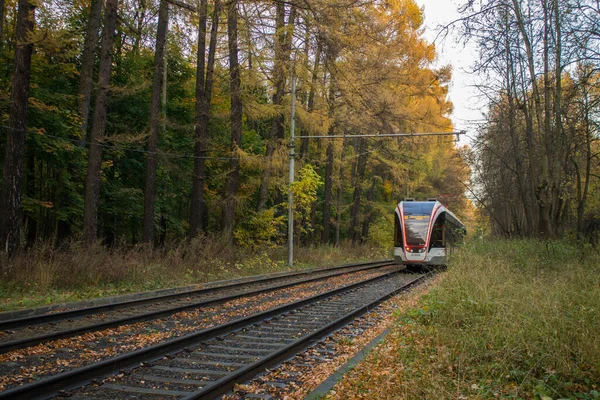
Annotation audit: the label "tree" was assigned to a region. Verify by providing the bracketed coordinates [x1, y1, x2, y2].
[459, 0, 600, 239]
[0, 0, 6, 45]
[320, 43, 338, 244]
[257, 3, 297, 212]
[0, 0, 473, 250]
[83, 0, 119, 244]
[189, 0, 221, 237]
[77, 0, 104, 144]
[143, 0, 169, 244]
[223, 0, 242, 238]
[0, 0, 36, 259]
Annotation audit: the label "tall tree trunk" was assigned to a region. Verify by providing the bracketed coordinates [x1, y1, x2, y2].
[300, 40, 322, 159]
[0, 0, 6, 44]
[542, 0, 555, 237]
[223, 0, 242, 239]
[503, 17, 532, 235]
[334, 136, 346, 246]
[552, 0, 565, 232]
[512, 0, 551, 237]
[78, 0, 103, 145]
[361, 178, 376, 242]
[132, 0, 147, 54]
[25, 149, 36, 246]
[142, 0, 169, 244]
[257, 5, 296, 211]
[349, 138, 368, 243]
[0, 0, 35, 259]
[190, 0, 221, 237]
[83, 0, 119, 244]
[321, 46, 337, 245]
[321, 138, 334, 244]
[574, 69, 593, 236]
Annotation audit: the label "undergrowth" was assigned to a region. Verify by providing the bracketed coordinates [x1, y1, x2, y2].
[329, 238, 600, 399]
[0, 236, 389, 312]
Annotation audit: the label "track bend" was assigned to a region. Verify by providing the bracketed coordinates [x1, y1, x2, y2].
[0, 261, 391, 353]
[0, 268, 425, 400]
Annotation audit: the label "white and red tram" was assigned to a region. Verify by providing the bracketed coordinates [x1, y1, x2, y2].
[394, 199, 466, 267]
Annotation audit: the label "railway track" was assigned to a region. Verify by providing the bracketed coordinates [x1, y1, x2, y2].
[0, 266, 427, 399]
[0, 260, 391, 354]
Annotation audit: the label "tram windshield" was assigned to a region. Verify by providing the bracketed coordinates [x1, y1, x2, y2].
[403, 202, 435, 246]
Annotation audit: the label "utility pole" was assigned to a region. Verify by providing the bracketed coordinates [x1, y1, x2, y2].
[288, 77, 297, 267]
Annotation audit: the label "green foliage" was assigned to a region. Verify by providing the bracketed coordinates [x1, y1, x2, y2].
[233, 208, 286, 249]
[290, 164, 323, 236]
[367, 214, 394, 249]
[0, 0, 471, 252]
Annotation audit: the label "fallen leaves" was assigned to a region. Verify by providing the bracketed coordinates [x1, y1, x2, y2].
[0, 267, 395, 391]
[225, 274, 441, 400]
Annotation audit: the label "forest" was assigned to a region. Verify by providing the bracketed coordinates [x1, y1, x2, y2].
[0, 0, 470, 263]
[460, 0, 600, 241]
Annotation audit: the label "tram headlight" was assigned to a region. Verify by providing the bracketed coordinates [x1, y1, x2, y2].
[405, 246, 426, 253]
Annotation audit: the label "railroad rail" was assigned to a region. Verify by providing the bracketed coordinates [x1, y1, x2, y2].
[0, 260, 391, 353]
[0, 267, 427, 399]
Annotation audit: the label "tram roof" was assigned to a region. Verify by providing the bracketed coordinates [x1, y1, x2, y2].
[396, 200, 465, 228]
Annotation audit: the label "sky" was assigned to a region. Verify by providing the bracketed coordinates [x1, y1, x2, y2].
[414, 0, 485, 145]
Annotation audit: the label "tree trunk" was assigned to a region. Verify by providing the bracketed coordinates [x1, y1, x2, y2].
[257, 4, 296, 211]
[321, 45, 337, 245]
[542, 0, 555, 237]
[0, 0, 35, 259]
[503, 19, 533, 235]
[512, 0, 551, 237]
[361, 178, 376, 243]
[576, 71, 593, 236]
[334, 136, 346, 246]
[25, 149, 36, 246]
[78, 0, 103, 145]
[223, 0, 242, 239]
[132, 0, 147, 54]
[552, 0, 565, 233]
[349, 139, 368, 243]
[142, 0, 169, 244]
[190, 0, 221, 237]
[321, 138, 334, 244]
[0, 0, 6, 44]
[300, 41, 322, 159]
[83, 0, 119, 244]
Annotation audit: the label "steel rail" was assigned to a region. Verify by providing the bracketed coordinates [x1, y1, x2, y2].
[183, 273, 428, 400]
[0, 260, 391, 330]
[0, 261, 393, 354]
[0, 269, 402, 400]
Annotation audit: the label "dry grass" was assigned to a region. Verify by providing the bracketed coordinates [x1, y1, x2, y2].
[0, 237, 390, 312]
[328, 239, 600, 400]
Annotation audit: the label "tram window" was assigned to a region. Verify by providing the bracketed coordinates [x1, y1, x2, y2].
[403, 202, 435, 246]
[430, 215, 445, 248]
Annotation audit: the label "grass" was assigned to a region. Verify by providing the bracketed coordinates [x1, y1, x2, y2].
[0, 236, 390, 312]
[327, 238, 600, 400]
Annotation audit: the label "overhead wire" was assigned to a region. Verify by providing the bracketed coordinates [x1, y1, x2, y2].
[0, 124, 238, 161]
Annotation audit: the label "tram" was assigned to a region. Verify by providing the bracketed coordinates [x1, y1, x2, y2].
[394, 199, 466, 267]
